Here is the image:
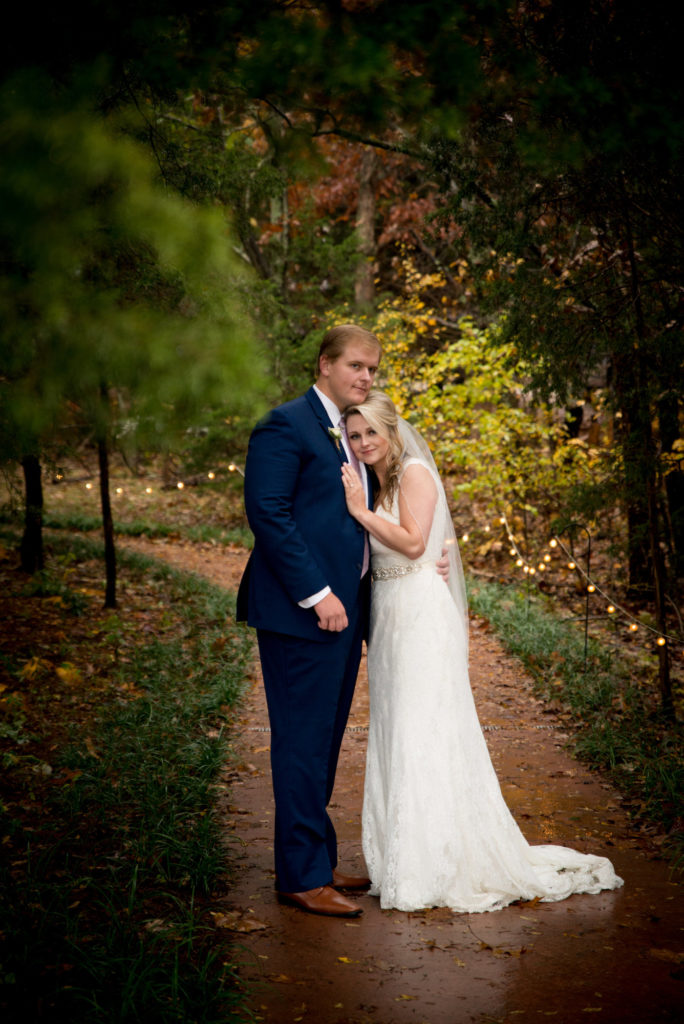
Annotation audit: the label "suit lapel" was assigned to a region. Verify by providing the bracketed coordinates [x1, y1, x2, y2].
[305, 387, 371, 502]
[305, 387, 346, 465]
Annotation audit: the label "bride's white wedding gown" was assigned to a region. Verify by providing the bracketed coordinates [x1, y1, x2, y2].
[362, 458, 623, 913]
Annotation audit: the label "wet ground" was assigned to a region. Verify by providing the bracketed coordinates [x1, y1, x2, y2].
[125, 539, 684, 1023]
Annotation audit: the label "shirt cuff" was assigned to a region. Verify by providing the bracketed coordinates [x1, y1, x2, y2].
[298, 586, 331, 609]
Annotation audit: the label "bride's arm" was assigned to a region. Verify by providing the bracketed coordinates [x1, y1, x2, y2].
[342, 462, 437, 560]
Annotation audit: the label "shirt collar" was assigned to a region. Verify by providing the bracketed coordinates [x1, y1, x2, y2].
[313, 384, 342, 426]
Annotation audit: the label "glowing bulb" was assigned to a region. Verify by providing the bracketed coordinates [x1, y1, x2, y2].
[484, 524, 491, 533]
[208, 471, 215, 480]
[544, 554, 551, 562]
[529, 567, 536, 575]
[567, 561, 576, 570]
[538, 563, 545, 571]
[510, 548, 516, 556]
[523, 565, 530, 573]
[629, 623, 638, 632]
[177, 481, 184, 489]
[145, 487, 152, 494]
[461, 533, 469, 542]
[516, 558, 523, 567]
[499, 516, 506, 525]
[587, 584, 596, 593]
[115, 487, 123, 494]
[657, 637, 666, 646]
[85, 482, 92, 490]
[607, 605, 615, 614]
[549, 539, 558, 548]
[229, 463, 237, 472]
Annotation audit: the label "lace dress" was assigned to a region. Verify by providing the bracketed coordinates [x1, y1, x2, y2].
[362, 458, 623, 913]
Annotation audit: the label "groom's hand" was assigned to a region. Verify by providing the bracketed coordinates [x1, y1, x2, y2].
[315, 592, 349, 632]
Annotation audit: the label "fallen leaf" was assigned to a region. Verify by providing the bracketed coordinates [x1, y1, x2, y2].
[84, 737, 99, 760]
[649, 948, 684, 964]
[56, 663, 82, 686]
[210, 910, 268, 933]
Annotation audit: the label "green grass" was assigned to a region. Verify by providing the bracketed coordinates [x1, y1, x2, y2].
[0, 534, 257, 1023]
[37, 509, 253, 548]
[468, 577, 684, 867]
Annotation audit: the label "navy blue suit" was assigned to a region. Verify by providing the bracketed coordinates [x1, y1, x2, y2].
[237, 387, 370, 892]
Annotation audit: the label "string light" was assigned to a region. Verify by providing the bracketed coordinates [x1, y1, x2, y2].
[494, 512, 681, 648]
[207, 471, 215, 480]
[85, 482, 93, 490]
[461, 533, 469, 542]
[177, 481, 184, 490]
[145, 487, 153, 494]
[115, 487, 123, 494]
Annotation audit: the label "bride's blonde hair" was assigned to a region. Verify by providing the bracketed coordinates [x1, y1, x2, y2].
[343, 391, 404, 509]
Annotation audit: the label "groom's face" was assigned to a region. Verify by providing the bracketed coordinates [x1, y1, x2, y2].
[318, 339, 380, 410]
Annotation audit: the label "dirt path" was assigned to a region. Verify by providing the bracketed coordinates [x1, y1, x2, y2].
[123, 538, 683, 1023]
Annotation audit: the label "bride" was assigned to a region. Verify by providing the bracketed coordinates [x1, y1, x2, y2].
[341, 390, 623, 913]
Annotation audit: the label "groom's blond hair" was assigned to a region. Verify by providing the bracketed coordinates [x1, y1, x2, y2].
[317, 323, 382, 374]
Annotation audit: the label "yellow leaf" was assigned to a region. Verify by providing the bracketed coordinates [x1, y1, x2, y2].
[337, 956, 354, 964]
[395, 994, 417, 1001]
[57, 663, 82, 686]
[19, 656, 51, 679]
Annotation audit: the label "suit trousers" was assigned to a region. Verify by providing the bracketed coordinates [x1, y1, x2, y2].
[257, 584, 366, 894]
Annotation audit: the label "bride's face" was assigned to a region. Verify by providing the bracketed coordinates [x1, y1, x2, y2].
[345, 412, 390, 468]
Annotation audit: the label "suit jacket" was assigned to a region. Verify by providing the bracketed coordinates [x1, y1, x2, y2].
[236, 387, 369, 642]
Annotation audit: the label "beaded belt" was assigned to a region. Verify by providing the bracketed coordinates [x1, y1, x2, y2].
[372, 563, 426, 581]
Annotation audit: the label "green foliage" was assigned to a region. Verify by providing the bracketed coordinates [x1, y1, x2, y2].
[468, 577, 684, 864]
[320, 280, 613, 523]
[0, 70, 265, 462]
[0, 538, 254, 1022]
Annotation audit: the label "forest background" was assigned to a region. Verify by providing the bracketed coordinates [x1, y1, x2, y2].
[1, 2, 683, 1021]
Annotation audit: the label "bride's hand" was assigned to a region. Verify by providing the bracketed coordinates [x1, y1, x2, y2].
[437, 545, 451, 583]
[341, 463, 367, 518]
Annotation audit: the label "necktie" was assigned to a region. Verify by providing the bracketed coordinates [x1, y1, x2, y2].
[339, 418, 370, 576]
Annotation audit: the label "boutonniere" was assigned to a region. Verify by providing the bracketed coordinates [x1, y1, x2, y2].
[328, 426, 343, 453]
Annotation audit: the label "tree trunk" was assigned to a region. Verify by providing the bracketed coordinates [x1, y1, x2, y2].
[612, 353, 653, 596]
[619, 179, 672, 716]
[97, 384, 117, 609]
[20, 453, 44, 574]
[354, 147, 377, 309]
[659, 391, 684, 579]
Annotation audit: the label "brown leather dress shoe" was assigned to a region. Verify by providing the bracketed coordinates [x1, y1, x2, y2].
[277, 885, 362, 917]
[332, 868, 371, 891]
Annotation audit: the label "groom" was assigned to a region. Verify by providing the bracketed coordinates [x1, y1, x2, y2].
[236, 323, 381, 917]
